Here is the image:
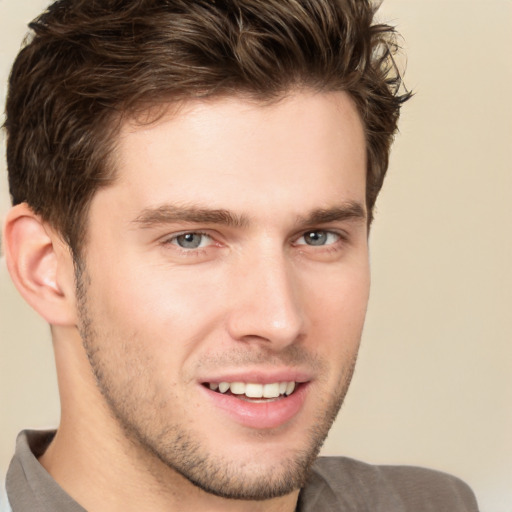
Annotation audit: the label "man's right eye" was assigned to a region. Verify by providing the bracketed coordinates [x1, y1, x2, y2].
[169, 232, 213, 249]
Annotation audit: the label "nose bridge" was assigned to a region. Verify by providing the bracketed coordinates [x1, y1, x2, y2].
[226, 243, 305, 347]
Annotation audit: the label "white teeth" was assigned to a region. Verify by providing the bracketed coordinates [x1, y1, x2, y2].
[218, 382, 230, 393]
[263, 383, 280, 398]
[245, 383, 263, 398]
[209, 381, 297, 398]
[229, 382, 245, 395]
[285, 382, 296, 396]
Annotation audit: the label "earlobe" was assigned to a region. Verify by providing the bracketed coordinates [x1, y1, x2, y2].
[3, 203, 77, 326]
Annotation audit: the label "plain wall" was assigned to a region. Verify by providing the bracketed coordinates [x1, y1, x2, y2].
[1, 1, 511, 511]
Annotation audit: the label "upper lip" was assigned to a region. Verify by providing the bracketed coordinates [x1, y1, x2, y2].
[199, 368, 313, 385]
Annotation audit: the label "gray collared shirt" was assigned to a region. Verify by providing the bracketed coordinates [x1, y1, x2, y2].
[5, 430, 479, 511]
[5, 431, 84, 512]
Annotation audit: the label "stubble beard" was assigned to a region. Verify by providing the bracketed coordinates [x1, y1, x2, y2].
[75, 265, 359, 501]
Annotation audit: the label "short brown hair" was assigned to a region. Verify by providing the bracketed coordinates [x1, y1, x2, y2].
[4, 0, 409, 257]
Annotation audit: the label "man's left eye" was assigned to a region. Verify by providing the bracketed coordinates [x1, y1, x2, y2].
[296, 230, 340, 246]
[170, 232, 213, 249]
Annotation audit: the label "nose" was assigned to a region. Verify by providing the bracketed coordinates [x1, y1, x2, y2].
[226, 250, 306, 349]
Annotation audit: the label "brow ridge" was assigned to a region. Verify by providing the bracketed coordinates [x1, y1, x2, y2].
[132, 201, 366, 230]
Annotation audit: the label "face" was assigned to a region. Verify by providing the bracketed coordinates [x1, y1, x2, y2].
[77, 91, 370, 500]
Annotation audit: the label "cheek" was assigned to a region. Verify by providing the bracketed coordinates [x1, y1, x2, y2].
[302, 263, 369, 378]
[305, 264, 370, 331]
[94, 257, 210, 319]
[87, 260, 227, 367]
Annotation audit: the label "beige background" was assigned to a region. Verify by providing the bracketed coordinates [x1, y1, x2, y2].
[1, 1, 511, 511]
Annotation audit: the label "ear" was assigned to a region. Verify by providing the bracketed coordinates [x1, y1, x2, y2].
[2, 203, 78, 326]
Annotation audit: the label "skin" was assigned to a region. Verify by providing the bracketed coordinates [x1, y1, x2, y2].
[7, 91, 370, 512]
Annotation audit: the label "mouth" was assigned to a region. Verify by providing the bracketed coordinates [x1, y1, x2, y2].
[202, 381, 298, 402]
[200, 377, 310, 429]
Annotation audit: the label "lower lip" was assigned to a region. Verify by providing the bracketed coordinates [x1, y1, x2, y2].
[200, 383, 309, 430]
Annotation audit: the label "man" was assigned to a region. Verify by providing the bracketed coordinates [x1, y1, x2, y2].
[1, 0, 479, 510]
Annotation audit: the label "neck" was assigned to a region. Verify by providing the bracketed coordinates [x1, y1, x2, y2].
[41, 329, 299, 512]
[40, 428, 299, 512]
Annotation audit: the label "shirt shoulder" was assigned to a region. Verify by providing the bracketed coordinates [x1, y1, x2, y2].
[1, 479, 12, 512]
[298, 456, 479, 512]
[6, 430, 86, 512]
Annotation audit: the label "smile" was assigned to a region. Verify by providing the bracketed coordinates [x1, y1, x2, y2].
[205, 381, 297, 400]
[201, 379, 309, 429]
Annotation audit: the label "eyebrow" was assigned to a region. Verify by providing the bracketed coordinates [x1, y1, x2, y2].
[132, 204, 249, 229]
[297, 202, 367, 226]
[131, 201, 366, 229]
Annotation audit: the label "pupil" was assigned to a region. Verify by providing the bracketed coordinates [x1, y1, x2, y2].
[306, 231, 326, 246]
[177, 233, 201, 248]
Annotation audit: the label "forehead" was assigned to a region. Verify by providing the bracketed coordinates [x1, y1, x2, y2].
[99, 91, 367, 222]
